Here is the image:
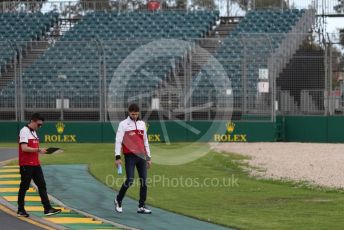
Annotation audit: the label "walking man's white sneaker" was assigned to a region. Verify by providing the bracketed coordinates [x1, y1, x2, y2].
[137, 206, 152, 214]
[115, 199, 122, 213]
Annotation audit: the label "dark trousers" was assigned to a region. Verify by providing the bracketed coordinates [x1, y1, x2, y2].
[18, 165, 52, 211]
[117, 154, 147, 207]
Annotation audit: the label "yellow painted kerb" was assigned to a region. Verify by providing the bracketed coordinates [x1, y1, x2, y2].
[2, 166, 19, 168]
[0, 204, 55, 230]
[25, 206, 70, 212]
[0, 188, 35, 193]
[0, 180, 20, 185]
[0, 174, 20, 178]
[4, 196, 41, 202]
[44, 217, 103, 224]
[0, 169, 19, 173]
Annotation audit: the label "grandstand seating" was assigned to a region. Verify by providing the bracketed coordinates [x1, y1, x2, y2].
[0, 12, 58, 73]
[193, 9, 307, 110]
[0, 9, 313, 115]
[1, 10, 218, 108]
[63, 11, 218, 40]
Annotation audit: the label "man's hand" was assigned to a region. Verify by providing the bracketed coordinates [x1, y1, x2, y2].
[39, 148, 47, 154]
[147, 160, 152, 169]
[115, 159, 122, 168]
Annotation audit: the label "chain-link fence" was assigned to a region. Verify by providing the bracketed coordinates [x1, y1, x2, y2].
[1, 31, 340, 122]
[0, 37, 274, 122]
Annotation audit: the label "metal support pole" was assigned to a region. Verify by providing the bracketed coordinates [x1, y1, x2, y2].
[329, 43, 333, 115]
[61, 88, 64, 120]
[324, 41, 329, 115]
[271, 57, 276, 123]
[188, 46, 192, 121]
[58, 74, 67, 121]
[184, 51, 188, 121]
[281, 0, 284, 11]
[14, 45, 18, 121]
[263, 34, 275, 122]
[95, 40, 104, 122]
[208, 91, 210, 120]
[168, 93, 171, 120]
[102, 40, 107, 122]
[242, 37, 247, 115]
[99, 51, 103, 122]
[19, 48, 24, 121]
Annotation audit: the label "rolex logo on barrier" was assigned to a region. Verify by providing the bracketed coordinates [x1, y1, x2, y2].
[214, 121, 247, 142]
[146, 122, 161, 142]
[56, 121, 65, 134]
[44, 122, 77, 143]
[226, 121, 235, 133]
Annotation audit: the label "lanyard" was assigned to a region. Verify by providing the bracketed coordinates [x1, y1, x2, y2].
[30, 130, 39, 140]
[26, 125, 39, 140]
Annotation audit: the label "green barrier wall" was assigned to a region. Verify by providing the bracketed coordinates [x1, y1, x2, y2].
[327, 117, 344, 142]
[0, 122, 20, 142]
[283, 116, 328, 142]
[283, 116, 344, 143]
[6, 116, 344, 143]
[1, 121, 276, 143]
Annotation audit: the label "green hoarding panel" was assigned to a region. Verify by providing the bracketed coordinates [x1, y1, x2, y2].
[0, 122, 19, 142]
[327, 116, 344, 142]
[284, 116, 327, 142]
[35, 122, 102, 143]
[5, 116, 344, 143]
[145, 121, 187, 142]
[0, 121, 276, 143]
[101, 122, 117, 143]
[144, 121, 275, 143]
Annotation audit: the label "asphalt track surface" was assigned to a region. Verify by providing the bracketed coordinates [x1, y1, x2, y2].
[0, 147, 43, 230]
[0, 148, 18, 162]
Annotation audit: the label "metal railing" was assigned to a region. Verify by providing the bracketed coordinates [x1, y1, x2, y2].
[0, 0, 342, 16]
[252, 0, 343, 16]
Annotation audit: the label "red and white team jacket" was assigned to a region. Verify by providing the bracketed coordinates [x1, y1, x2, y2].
[115, 116, 151, 158]
[18, 126, 40, 166]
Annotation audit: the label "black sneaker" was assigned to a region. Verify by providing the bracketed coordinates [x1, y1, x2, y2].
[137, 206, 152, 214]
[44, 208, 62, 216]
[114, 199, 122, 213]
[17, 210, 29, 217]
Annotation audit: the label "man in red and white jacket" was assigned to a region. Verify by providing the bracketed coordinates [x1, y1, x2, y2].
[114, 104, 152, 214]
[17, 113, 61, 217]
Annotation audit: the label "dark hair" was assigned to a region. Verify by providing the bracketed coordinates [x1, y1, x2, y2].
[30, 113, 45, 122]
[128, 103, 140, 112]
